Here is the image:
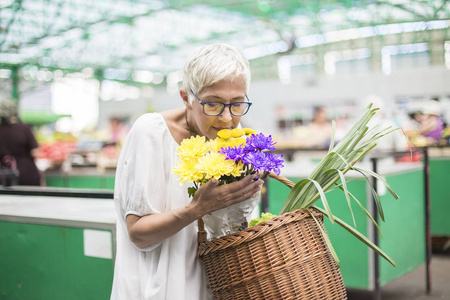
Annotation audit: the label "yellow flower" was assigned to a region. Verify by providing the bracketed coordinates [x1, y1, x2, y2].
[176, 135, 209, 161]
[208, 138, 228, 152]
[217, 129, 232, 139]
[230, 161, 245, 177]
[243, 128, 257, 135]
[196, 152, 235, 180]
[230, 128, 245, 138]
[224, 137, 246, 148]
[172, 158, 204, 185]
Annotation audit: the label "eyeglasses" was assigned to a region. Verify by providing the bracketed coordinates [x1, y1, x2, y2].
[190, 90, 252, 116]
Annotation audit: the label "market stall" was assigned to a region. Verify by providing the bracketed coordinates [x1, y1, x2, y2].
[428, 146, 450, 247]
[0, 192, 116, 300]
[44, 167, 116, 190]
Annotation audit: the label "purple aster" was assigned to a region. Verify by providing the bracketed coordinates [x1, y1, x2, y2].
[219, 146, 246, 162]
[242, 151, 271, 173]
[265, 153, 284, 176]
[245, 133, 276, 151]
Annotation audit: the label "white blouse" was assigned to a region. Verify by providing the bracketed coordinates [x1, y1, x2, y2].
[110, 113, 212, 300]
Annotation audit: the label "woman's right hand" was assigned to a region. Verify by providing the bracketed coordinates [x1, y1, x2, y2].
[127, 175, 263, 249]
[191, 174, 264, 217]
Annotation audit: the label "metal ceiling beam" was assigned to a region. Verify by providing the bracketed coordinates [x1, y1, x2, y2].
[0, 3, 162, 52]
[1, 0, 449, 80]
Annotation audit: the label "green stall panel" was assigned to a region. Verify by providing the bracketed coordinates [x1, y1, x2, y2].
[429, 158, 450, 236]
[45, 174, 115, 190]
[104, 175, 116, 190]
[0, 222, 114, 300]
[377, 169, 425, 286]
[68, 176, 103, 189]
[45, 175, 67, 188]
[266, 167, 425, 290]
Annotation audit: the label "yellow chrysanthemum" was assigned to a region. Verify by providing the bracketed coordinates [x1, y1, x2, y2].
[176, 135, 209, 161]
[230, 161, 245, 177]
[208, 138, 228, 152]
[230, 128, 245, 138]
[217, 129, 232, 139]
[224, 137, 246, 148]
[196, 152, 235, 180]
[243, 128, 257, 135]
[172, 158, 204, 185]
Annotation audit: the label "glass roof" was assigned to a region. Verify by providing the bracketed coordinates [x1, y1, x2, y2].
[0, 0, 449, 78]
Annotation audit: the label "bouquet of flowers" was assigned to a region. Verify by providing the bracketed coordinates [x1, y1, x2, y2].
[172, 128, 284, 239]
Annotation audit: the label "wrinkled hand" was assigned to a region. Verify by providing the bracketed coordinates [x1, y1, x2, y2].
[192, 174, 264, 216]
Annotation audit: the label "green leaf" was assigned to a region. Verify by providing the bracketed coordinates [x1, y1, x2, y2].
[352, 167, 386, 222]
[353, 167, 400, 200]
[336, 169, 356, 228]
[313, 206, 396, 267]
[290, 178, 335, 224]
[334, 184, 383, 238]
[280, 179, 312, 213]
[187, 187, 197, 198]
[307, 209, 340, 267]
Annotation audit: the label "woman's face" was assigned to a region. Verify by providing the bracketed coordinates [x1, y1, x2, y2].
[414, 113, 425, 123]
[187, 76, 247, 140]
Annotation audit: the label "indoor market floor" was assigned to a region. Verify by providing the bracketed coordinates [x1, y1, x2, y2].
[347, 248, 450, 300]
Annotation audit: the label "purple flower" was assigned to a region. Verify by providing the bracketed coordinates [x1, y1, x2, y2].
[265, 153, 284, 176]
[245, 133, 276, 151]
[242, 152, 284, 175]
[218, 132, 284, 177]
[242, 151, 270, 173]
[219, 146, 246, 162]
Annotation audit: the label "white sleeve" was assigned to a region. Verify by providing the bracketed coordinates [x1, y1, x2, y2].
[114, 113, 168, 221]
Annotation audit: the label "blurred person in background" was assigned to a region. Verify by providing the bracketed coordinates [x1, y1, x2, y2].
[108, 116, 130, 146]
[0, 99, 41, 186]
[290, 106, 333, 149]
[308, 106, 333, 148]
[408, 100, 444, 146]
[110, 44, 263, 300]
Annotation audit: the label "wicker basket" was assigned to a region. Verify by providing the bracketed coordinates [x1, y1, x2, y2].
[197, 207, 347, 300]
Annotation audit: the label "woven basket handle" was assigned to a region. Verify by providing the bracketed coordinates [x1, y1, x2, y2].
[196, 172, 295, 244]
[268, 172, 295, 189]
[197, 217, 207, 243]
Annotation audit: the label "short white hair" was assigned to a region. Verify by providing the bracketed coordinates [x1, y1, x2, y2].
[183, 44, 251, 104]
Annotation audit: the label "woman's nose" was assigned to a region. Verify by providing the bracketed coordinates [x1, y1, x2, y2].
[218, 107, 233, 122]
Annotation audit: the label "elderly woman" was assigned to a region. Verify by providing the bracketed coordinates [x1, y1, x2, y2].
[0, 99, 41, 186]
[110, 44, 264, 300]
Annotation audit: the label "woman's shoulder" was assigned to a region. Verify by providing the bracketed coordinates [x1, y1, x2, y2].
[130, 113, 168, 133]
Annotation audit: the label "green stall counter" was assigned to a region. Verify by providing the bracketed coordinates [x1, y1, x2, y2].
[44, 168, 116, 190]
[266, 159, 426, 292]
[428, 148, 450, 237]
[0, 195, 116, 300]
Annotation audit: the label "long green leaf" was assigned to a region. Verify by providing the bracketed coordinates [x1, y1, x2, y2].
[313, 206, 396, 267]
[282, 143, 377, 215]
[308, 209, 340, 267]
[289, 179, 335, 224]
[281, 179, 312, 213]
[336, 169, 356, 227]
[351, 166, 386, 222]
[353, 167, 400, 200]
[334, 184, 383, 238]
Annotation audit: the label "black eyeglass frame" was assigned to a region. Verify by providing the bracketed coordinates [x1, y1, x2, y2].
[190, 89, 252, 116]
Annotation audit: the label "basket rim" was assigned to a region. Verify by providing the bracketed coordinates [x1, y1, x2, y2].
[197, 207, 323, 256]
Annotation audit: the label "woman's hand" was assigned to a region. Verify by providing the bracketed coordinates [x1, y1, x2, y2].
[190, 174, 264, 216]
[127, 175, 263, 249]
